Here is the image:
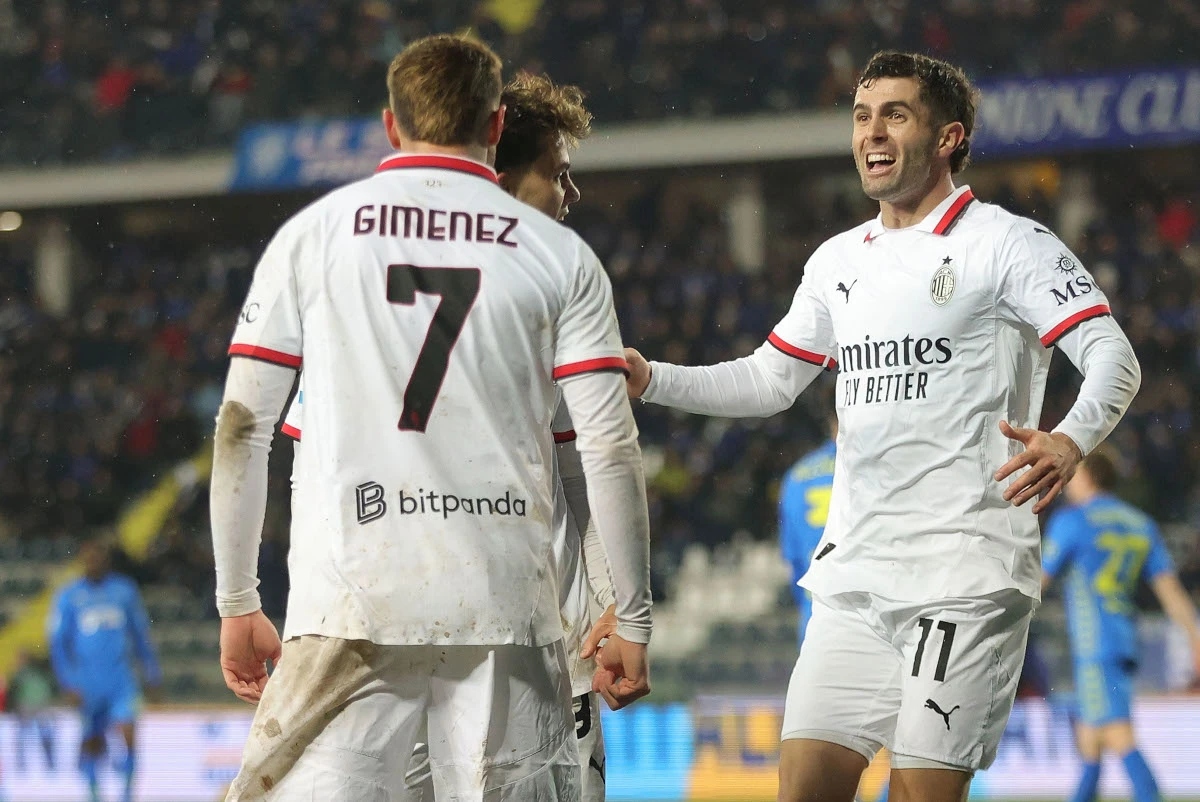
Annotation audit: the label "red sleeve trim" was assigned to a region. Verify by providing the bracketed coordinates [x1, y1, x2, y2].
[553, 429, 577, 443]
[767, 333, 837, 371]
[229, 344, 302, 368]
[281, 423, 302, 441]
[553, 356, 629, 380]
[1040, 304, 1112, 347]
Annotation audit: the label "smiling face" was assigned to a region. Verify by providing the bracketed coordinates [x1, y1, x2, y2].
[852, 76, 943, 207]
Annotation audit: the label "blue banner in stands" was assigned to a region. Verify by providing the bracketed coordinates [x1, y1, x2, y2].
[973, 66, 1200, 159]
[231, 119, 392, 190]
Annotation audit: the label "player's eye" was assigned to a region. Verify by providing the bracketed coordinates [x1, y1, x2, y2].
[890, 111, 906, 121]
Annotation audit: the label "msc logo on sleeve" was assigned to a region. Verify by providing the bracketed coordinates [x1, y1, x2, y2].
[1050, 275, 1094, 306]
[238, 302, 260, 323]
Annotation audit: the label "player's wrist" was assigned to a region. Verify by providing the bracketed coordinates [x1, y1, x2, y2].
[216, 592, 263, 619]
[615, 621, 652, 644]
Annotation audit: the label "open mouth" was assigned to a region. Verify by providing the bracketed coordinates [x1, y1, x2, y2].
[866, 153, 896, 174]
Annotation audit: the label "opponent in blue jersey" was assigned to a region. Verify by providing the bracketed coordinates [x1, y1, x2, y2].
[779, 430, 835, 645]
[1043, 448, 1200, 802]
[49, 540, 162, 802]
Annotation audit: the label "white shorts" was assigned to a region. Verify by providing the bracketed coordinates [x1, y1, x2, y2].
[782, 589, 1033, 772]
[226, 636, 580, 802]
[403, 692, 605, 802]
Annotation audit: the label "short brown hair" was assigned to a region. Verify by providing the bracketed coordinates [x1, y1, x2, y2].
[494, 72, 592, 174]
[387, 34, 503, 146]
[858, 51, 979, 174]
[1081, 446, 1119, 492]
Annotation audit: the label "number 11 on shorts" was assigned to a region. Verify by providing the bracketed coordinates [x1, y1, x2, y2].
[912, 618, 957, 681]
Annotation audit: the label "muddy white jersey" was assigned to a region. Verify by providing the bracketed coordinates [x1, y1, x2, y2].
[283, 383, 603, 694]
[770, 186, 1112, 602]
[231, 153, 626, 647]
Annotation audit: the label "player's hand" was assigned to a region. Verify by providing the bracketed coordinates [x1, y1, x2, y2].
[219, 610, 282, 705]
[624, 348, 651, 399]
[592, 634, 650, 711]
[994, 421, 1082, 515]
[580, 604, 618, 660]
[62, 689, 81, 708]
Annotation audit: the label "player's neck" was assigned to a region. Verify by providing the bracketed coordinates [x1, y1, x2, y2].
[399, 141, 491, 166]
[878, 173, 956, 230]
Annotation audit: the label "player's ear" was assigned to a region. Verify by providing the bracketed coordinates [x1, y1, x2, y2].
[382, 108, 403, 151]
[486, 104, 506, 149]
[497, 170, 515, 194]
[937, 120, 965, 162]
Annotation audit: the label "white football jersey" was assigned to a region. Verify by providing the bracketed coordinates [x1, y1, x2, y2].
[773, 186, 1112, 602]
[283, 383, 603, 694]
[230, 153, 626, 647]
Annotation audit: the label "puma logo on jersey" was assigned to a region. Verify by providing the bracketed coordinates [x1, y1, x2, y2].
[836, 280, 858, 302]
[925, 698, 960, 730]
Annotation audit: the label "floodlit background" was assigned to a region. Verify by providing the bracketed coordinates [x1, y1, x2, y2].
[1, 1, 1200, 799]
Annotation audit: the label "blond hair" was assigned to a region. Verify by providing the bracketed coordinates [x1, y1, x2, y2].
[387, 34, 503, 146]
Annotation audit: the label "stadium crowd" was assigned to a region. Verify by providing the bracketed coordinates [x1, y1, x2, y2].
[1, 154, 1198, 613]
[2, 0, 1198, 165]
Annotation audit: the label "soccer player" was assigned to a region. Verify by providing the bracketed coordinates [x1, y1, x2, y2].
[211, 35, 652, 801]
[280, 71, 617, 802]
[1043, 447, 1200, 802]
[48, 539, 162, 802]
[778, 414, 836, 646]
[623, 51, 1141, 802]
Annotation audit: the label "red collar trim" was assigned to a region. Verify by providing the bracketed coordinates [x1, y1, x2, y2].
[376, 154, 498, 184]
[932, 188, 976, 235]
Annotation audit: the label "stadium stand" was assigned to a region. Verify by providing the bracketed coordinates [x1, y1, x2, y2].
[2, 0, 1198, 165]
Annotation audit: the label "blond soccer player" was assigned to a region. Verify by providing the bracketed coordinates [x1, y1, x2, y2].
[211, 36, 652, 801]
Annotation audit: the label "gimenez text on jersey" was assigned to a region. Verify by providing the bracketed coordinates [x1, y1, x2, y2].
[354, 481, 528, 525]
[838, 333, 952, 406]
[353, 204, 518, 247]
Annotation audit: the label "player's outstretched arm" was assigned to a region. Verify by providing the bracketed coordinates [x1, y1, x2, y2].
[211, 356, 293, 703]
[558, 370, 652, 709]
[624, 344, 822, 417]
[1150, 572, 1200, 678]
[995, 316, 1140, 514]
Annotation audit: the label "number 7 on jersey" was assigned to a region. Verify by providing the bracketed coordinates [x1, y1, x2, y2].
[386, 264, 481, 432]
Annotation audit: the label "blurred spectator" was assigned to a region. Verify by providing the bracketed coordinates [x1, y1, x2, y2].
[7, 651, 58, 773]
[2, 0, 1199, 165]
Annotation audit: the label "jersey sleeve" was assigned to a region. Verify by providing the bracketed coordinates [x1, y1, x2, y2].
[552, 240, 627, 380]
[1144, 521, 1176, 579]
[229, 221, 306, 369]
[996, 220, 1112, 347]
[767, 247, 838, 370]
[1041, 508, 1079, 578]
[46, 589, 78, 691]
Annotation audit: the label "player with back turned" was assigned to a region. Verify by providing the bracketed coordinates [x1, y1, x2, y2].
[210, 35, 653, 801]
[624, 51, 1141, 802]
[1043, 447, 1200, 802]
[281, 71, 620, 802]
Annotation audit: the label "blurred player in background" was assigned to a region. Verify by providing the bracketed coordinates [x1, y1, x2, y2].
[211, 34, 652, 800]
[1043, 447, 1200, 802]
[624, 50, 1141, 802]
[778, 409, 836, 646]
[48, 539, 161, 802]
[281, 71, 619, 801]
